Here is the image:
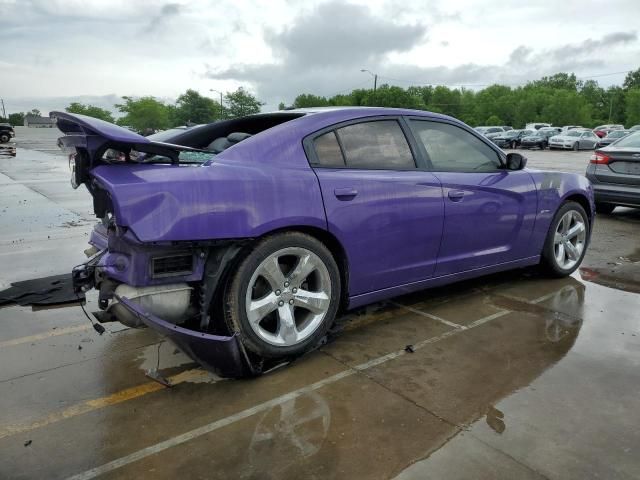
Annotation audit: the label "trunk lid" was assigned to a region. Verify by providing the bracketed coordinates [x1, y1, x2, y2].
[594, 147, 640, 186]
[52, 111, 214, 187]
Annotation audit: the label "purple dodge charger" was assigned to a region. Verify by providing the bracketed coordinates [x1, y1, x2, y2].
[53, 107, 594, 377]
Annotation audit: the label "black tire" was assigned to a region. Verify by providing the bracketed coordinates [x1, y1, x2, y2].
[224, 232, 341, 358]
[539, 142, 545, 150]
[572, 142, 579, 151]
[510, 141, 517, 149]
[541, 201, 589, 277]
[595, 202, 616, 214]
[0, 133, 9, 143]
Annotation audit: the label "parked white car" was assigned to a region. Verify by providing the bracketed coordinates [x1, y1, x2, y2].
[549, 130, 599, 150]
[525, 122, 551, 130]
[561, 125, 583, 132]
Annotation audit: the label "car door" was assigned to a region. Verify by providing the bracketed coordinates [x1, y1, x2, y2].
[407, 118, 538, 276]
[583, 131, 598, 149]
[306, 118, 444, 295]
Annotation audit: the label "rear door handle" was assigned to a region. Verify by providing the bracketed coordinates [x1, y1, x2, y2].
[334, 188, 358, 199]
[447, 190, 465, 202]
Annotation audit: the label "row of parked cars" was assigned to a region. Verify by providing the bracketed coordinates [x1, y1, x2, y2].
[476, 123, 640, 151]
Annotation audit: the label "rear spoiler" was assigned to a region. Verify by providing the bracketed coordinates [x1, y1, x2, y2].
[51, 111, 211, 165]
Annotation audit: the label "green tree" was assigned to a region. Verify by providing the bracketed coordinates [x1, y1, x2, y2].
[115, 96, 170, 132]
[485, 114, 503, 125]
[362, 84, 424, 109]
[172, 89, 218, 125]
[65, 102, 115, 122]
[532, 73, 582, 91]
[8, 112, 25, 126]
[224, 87, 264, 118]
[293, 93, 330, 108]
[623, 68, 640, 90]
[625, 88, 640, 126]
[29, 109, 41, 117]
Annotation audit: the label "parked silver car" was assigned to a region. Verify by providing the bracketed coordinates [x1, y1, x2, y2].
[474, 126, 505, 139]
[595, 130, 631, 148]
[549, 130, 599, 150]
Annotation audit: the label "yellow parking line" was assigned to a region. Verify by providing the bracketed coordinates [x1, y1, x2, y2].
[0, 324, 93, 348]
[0, 369, 211, 440]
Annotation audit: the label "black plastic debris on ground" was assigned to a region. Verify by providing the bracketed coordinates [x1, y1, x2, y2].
[0, 273, 85, 308]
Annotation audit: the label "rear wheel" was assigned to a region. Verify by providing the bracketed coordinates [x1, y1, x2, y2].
[224, 232, 341, 358]
[0, 133, 9, 143]
[541, 201, 589, 277]
[510, 140, 517, 149]
[595, 202, 616, 214]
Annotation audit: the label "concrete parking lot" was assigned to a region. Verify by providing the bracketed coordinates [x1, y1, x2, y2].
[1, 127, 639, 479]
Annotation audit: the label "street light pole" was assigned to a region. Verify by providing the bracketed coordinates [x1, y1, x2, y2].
[209, 89, 224, 120]
[360, 69, 377, 95]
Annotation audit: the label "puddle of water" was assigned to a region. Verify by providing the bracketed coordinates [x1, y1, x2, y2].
[579, 267, 640, 294]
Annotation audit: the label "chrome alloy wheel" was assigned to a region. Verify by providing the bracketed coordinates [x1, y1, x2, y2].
[553, 210, 587, 270]
[245, 247, 332, 347]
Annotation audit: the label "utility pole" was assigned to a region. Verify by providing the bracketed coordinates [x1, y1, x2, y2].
[608, 96, 613, 123]
[360, 69, 378, 97]
[0, 99, 6, 120]
[210, 89, 224, 120]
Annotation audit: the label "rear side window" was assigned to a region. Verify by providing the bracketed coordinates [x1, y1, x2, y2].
[313, 131, 345, 166]
[336, 120, 415, 169]
[411, 120, 501, 172]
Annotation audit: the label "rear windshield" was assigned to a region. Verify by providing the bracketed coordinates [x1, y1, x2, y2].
[611, 131, 640, 148]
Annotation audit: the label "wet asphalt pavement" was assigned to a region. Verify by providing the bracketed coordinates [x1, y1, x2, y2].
[1, 127, 639, 479]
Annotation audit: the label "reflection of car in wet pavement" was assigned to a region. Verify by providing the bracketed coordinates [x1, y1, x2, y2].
[51, 109, 595, 377]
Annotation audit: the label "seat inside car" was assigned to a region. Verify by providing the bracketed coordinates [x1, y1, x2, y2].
[206, 132, 252, 153]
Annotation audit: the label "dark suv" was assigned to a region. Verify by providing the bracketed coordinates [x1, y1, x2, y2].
[0, 124, 15, 143]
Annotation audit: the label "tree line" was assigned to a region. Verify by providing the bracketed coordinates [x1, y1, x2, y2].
[3, 68, 640, 130]
[0, 87, 264, 133]
[288, 68, 640, 128]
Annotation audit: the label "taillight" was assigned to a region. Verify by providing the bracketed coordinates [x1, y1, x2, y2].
[590, 152, 610, 164]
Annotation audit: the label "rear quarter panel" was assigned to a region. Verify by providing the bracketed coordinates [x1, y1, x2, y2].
[527, 170, 595, 252]
[91, 139, 327, 243]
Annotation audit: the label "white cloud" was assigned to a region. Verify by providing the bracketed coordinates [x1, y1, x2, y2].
[1, 0, 639, 114]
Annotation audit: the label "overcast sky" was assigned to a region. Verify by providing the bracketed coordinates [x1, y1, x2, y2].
[1, 0, 639, 115]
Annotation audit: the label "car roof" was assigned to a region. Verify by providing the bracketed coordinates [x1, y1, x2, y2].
[276, 106, 451, 119]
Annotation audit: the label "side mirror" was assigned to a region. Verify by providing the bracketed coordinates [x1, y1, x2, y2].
[506, 152, 527, 170]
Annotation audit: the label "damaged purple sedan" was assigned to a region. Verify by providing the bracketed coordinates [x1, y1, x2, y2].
[53, 108, 594, 377]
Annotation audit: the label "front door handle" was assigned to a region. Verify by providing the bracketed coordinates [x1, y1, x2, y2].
[334, 188, 358, 199]
[447, 190, 465, 202]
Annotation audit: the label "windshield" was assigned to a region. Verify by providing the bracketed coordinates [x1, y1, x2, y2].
[610, 131, 640, 148]
[147, 127, 193, 142]
[607, 131, 628, 138]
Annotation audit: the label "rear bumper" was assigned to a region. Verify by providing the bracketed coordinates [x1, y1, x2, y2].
[117, 296, 254, 378]
[586, 172, 640, 207]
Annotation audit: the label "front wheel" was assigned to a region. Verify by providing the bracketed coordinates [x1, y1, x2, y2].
[0, 133, 10, 143]
[541, 201, 589, 277]
[572, 142, 579, 151]
[510, 141, 517, 149]
[224, 232, 341, 358]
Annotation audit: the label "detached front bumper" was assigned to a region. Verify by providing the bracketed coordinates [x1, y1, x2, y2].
[117, 296, 255, 378]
